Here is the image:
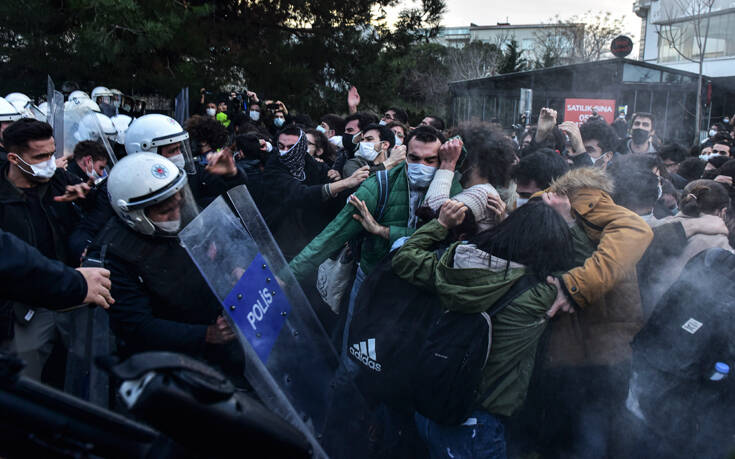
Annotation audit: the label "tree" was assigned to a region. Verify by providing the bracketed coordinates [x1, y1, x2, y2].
[497, 39, 527, 74]
[656, 0, 716, 143]
[445, 40, 504, 81]
[532, 23, 584, 68]
[0, 0, 446, 119]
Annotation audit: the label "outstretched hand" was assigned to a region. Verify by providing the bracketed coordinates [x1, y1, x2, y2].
[349, 194, 389, 239]
[54, 180, 92, 202]
[206, 148, 238, 177]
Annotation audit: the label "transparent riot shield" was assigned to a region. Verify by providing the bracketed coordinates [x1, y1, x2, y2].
[179, 185, 371, 459]
[48, 77, 65, 158]
[62, 106, 117, 172]
[63, 305, 111, 408]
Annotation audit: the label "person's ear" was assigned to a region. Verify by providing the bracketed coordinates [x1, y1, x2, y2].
[6, 152, 21, 167]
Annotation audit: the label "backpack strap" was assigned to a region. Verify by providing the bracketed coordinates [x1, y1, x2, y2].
[487, 274, 537, 317]
[375, 169, 390, 221]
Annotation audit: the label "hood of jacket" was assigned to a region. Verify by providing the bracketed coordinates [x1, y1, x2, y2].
[549, 166, 614, 197]
[433, 241, 527, 313]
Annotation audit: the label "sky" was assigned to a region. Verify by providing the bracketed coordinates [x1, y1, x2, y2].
[389, 0, 642, 41]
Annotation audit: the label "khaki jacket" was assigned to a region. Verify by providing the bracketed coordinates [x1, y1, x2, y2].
[546, 168, 654, 367]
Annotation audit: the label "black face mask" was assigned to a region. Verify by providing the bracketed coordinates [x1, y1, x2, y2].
[631, 128, 650, 145]
[342, 132, 359, 154]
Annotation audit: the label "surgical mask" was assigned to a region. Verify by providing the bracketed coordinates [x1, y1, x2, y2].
[406, 163, 436, 189]
[356, 142, 381, 162]
[516, 197, 529, 207]
[205, 108, 216, 117]
[87, 166, 107, 183]
[724, 118, 730, 124]
[379, 120, 387, 126]
[249, 110, 260, 121]
[274, 118, 285, 128]
[669, 205, 678, 216]
[16, 155, 56, 179]
[329, 135, 343, 149]
[316, 125, 327, 134]
[631, 128, 649, 145]
[709, 129, 717, 138]
[279, 149, 290, 156]
[152, 218, 181, 234]
[394, 136, 403, 147]
[169, 153, 186, 170]
[592, 154, 608, 167]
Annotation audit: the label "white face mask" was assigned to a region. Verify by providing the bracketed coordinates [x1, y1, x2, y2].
[16, 155, 57, 179]
[316, 125, 327, 134]
[394, 136, 403, 147]
[516, 197, 529, 207]
[274, 118, 285, 128]
[152, 218, 181, 234]
[406, 163, 436, 189]
[205, 108, 216, 117]
[709, 129, 717, 138]
[328, 135, 343, 149]
[168, 153, 186, 170]
[249, 110, 260, 121]
[356, 141, 381, 162]
[378, 120, 388, 126]
[279, 149, 290, 156]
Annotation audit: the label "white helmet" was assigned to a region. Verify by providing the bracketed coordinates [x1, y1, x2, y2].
[75, 111, 117, 143]
[38, 102, 49, 117]
[110, 114, 133, 144]
[107, 153, 194, 236]
[91, 86, 114, 105]
[0, 97, 23, 122]
[68, 90, 90, 104]
[5, 92, 31, 109]
[65, 97, 101, 113]
[125, 114, 190, 155]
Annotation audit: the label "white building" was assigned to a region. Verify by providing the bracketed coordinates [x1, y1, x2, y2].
[635, 0, 735, 77]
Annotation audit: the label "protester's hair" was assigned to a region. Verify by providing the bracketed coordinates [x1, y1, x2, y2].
[607, 156, 660, 211]
[450, 121, 516, 189]
[680, 179, 730, 217]
[184, 115, 229, 150]
[235, 134, 263, 162]
[631, 112, 656, 130]
[712, 133, 732, 147]
[677, 157, 706, 182]
[405, 125, 446, 147]
[468, 199, 574, 279]
[386, 107, 409, 124]
[423, 115, 445, 131]
[291, 113, 314, 128]
[73, 140, 107, 162]
[386, 121, 408, 139]
[704, 159, 735, 183]
[416, 204, 478, 240]
[345, 112, 378, 131]
[579, 119, 618, 153]
[2, 118, 53, 154]
[362, 123, 396, 149]
[319, 114, 345, 133]
[306, 128, 337, 163]
[277, 126, 303, 139]
[511, 149, 570, 189]
[657, 143, 688, 164]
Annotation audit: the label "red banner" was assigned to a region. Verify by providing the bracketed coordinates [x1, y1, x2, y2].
[564, 98, 616, 125]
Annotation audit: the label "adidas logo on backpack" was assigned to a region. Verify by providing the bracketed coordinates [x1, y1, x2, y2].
[350, 338, 382, 372]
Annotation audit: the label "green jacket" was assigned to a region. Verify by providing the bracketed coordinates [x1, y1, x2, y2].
[289, 163, 462, 281]
[391, 219, 558, 417]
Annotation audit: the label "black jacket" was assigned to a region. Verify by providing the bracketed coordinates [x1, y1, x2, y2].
[0, 229, 87, 341]
[261, 154, 341, 260]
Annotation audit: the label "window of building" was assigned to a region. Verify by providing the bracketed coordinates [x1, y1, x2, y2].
[657, 12, 735, 62]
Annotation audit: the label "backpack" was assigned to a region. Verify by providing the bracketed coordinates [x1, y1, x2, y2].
[347, 252, 535, 425]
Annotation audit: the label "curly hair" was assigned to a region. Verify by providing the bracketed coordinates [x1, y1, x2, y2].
[451, 121, 516, 189]
[579, 119, 618, 153]
[185, 115, 229, 151]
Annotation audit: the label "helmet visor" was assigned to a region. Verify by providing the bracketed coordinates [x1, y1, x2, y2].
[141, 181, 199, 236]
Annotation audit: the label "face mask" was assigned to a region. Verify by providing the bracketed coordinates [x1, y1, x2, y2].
[153, 218, 181, 234]
[274, 118, 285, 128]
[406, 163, 436, 189]
[631, 128, 649, 145]
[356, 142, 381, 162]
[264, 141, 273, 153]
[16, 155, 57, 179]
[169, 153, 186, 170]
[592, 154, 608, 167]
[668, 205, 678, 216]
[279, 149, 290, 156]
[329, 135, 343, 149]
[516, 197, 529, 207]
[379, 120, 387, 126]
[657, 182, 663, 200]
[724, 118, 730, 124]
[205, 108, 216, 117]
[87, 165, 106, 183]
[316, 125, 327, 134]
[249, 110, 260, 121]
[394, 136, 403, 147]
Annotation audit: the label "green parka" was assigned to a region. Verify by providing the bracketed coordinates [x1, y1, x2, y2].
[289, 163, 462, 281]
[391, 219, 558, 417]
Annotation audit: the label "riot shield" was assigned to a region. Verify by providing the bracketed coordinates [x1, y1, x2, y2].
[47, 77, 66, 158]
[179, 186, 371, 459]
[62, 106, 117, 169]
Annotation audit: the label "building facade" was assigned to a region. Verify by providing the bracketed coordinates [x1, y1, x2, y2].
[635, 0, 735, 77]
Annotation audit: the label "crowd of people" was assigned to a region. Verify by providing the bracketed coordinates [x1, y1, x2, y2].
[1, 82, 734, 458]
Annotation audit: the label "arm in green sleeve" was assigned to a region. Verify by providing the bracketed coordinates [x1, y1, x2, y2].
[391, 219, 449, 290]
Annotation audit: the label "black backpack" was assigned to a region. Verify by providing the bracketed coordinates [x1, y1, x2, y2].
[347, 252, 535, 425]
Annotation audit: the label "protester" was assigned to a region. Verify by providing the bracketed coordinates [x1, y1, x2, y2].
[625, 112, 658, 154]
[511, 149, 570, 207]
[68, 140, 108, 183]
